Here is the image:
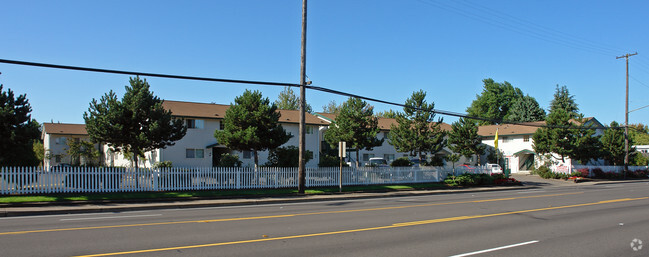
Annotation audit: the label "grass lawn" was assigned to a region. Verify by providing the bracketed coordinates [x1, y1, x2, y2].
[0, 183, 448, 203]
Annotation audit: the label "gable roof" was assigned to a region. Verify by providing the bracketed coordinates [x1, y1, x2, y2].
[162, 100, 329, 126]
[42, 123, 87, 136]
[477, 117, 602, 137]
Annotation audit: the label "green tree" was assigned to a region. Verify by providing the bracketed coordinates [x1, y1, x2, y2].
[265, 146, 313, 167]
[444, 153, 461, 176]
[274, 86, 312, 113]
[66, 139, 100, 166]
[0, 85, 40, 166]
[447, 118, 485, 165]
[388, 90, 446, 164]
[324, 98, 383, 167]
[215, 90, 292, 170]
[533, 86, 599, 163]
[322, 100, 343, 114]
[84, 77, 187, 169]
[466, 78, 524, 125]
[507, 95, 546, 122]
[629, 123, 649, 145]
[375, 109, 398, 119]
[549, 85, 579, 119]
[600, 121, 627, 165]
[33, 141, 45, 166]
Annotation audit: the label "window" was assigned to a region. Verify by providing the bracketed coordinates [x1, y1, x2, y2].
[363, 153, 374, 161]
[502, 136, 512, 143]
[55, 155, 61, 162]
[186, 149, 204, 158]
[384, 154, 395, 162]
[306, 126, 314, 134]
[243, 150, 252, 159]
[523, 135, 530, 142]
[55, 137, 67, 145]
[219, 122, 225, 130]
[186, 119, 204, 129]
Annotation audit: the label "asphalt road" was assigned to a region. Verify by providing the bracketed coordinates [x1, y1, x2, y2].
[1, 181, 648, 257]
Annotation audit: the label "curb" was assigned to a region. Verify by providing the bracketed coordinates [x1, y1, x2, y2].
[0, 185, 534, 217]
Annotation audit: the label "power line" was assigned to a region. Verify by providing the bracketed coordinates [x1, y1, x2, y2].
[0, 58, 298, 88]
[0, 58, 621, 130]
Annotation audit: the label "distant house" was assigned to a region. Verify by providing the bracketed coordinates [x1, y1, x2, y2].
[478, 117, 605, 173]
[41, 123, 97, 167]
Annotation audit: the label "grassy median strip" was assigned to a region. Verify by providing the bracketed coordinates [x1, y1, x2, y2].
[0, 183, 448, 203]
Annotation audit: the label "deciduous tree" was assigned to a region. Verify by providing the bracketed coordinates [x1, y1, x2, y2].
[466, 78, 524, 125]
[600, 121, 627, 165]
[507, 95, 546, 122]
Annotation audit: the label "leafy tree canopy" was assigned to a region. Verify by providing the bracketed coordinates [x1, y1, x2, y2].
[274, 86, 313, 113]
[0, 85, 40, 166]
[466, 78, 524, 125]
[507, 95, 546, 123]
[629, 123, 649, 145]
[215, 89, 292, 169]
[324, 97, 383, 167]
[388, 90, 446, 163]
[322, 100, 343, 114]
[375, 109, 398, 119]
[84, 77, 187, 168]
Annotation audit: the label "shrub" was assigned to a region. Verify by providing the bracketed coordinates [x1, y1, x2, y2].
[153, 161, 173, 168]
[218, 153, 242, 167]
[390, 157, 412, 167]
[592, 168, 604, 178]
[576, 168, 589, 177]
[318, 155, 348, 167]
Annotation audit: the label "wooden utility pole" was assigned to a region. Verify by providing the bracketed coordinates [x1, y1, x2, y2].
[616, 52, 637, 179]
[298, 0, 307, 194]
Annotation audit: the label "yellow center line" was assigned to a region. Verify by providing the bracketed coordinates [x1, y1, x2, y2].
[0, 192, 583, 236]
[75, 196, 649, 257]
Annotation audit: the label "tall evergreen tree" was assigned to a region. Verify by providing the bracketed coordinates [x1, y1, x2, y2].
[507, 95, 546, 122]
[601, 121, 628, 165]
[466, 78, 524, 125]
[215, 90, 292, 170]
[549, 85, 579, 118]
[274, 86, 312, 113]
[375, 109, 398, 119]
[447, 118, 485, 165]
[324, 97, 383, 167]
[0, 85, 40, 166]
[533, 86, 599, 164]
[84, 77, 187, 169]
[388, 90, 446, 164]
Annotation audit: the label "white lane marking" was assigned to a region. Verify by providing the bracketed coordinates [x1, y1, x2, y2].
[60, 214, 161, 221]
[449, 240, 540, 257]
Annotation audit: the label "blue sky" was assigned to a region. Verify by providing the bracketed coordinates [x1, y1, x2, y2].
[1, 0, 648, 126]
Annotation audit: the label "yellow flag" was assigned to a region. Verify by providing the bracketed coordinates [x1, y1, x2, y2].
[494, 128, 499, 150]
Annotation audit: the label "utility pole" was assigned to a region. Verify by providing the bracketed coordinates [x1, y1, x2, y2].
[298, 0, 307, 194]
[616, 52, 637, 179]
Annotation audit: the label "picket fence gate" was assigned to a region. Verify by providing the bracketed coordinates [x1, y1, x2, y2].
[0, 166, 493, 195]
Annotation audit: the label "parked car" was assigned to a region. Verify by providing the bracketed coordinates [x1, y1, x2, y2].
[485, 163, 503, 174]
[367, 157, 388, 167]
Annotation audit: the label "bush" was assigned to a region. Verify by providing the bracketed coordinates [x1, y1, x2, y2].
[153, 161, 173, 168]
[265, 146, 313, 167]
[390, 157, 412, 167]
[444, 173, 515, 186]
[218, 153, 242, 167]
[576, 168, 589, 177]
[318, 155, 348, 167]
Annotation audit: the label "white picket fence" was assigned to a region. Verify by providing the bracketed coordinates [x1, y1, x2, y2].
[0, 165, 491, 195]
